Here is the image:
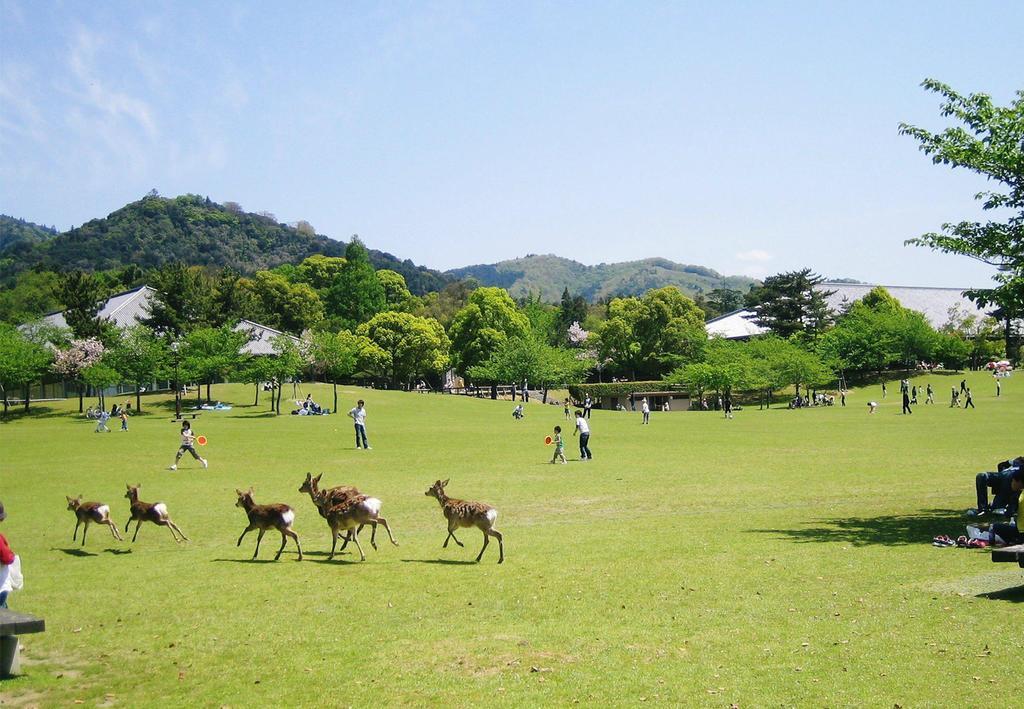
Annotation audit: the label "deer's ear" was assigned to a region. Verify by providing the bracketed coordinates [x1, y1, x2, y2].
[441, 479, 449, 487]
[314, 473, 322, 483]
[126, 483, 132, 489]
[66, 496, 72, 502]
[235, 489, 243, 496]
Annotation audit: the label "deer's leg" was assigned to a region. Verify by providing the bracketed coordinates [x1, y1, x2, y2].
[350, 527, 366, 561]
[132, 519, 142, 542]
[366, 522, 378, 550]
[489, 528, 504, 564]
[73, 519, 81, 542]
[475, 531, 490, 562]
[284, 528, 302, 561]
[81, 521, 89, 546]
[253, 528, 267, 559]
[376, 517, 399, 547]
[107, 520, 123, 541]
[124, 517, 132, 534]
[328, 528, 340, 560]
[445, 522, 465, 548]
[166, 518, 188, 542]
[339, 529, 351, 551]
[238, 525, 255, 547]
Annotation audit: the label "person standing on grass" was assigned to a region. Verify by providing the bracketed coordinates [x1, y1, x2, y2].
[882, 381, 887, 398]
[911, 385, 918, 405]
[926, 383, 934, 404]
[95, 408, 111, 433]
[964, 388, 976, 409]
[950, 387, 960, 408]
[996, 378, 1001, 397]
[902, 387, 912, 415]
[641, 397, 650, 424]
[348, 399, 371, 450]
[0, 502, 15, 608]
[573, 410, 592, 461]
[583, 395, 592, 419]
[960, 378, 967, 395]
[564, 400, 571, 420]
[119, 408, 129, 432]
[840, 389, 847, 407]
[170, 421, 207, 470]
[550, 425, 567, 465]
[724, 393, 734, 419]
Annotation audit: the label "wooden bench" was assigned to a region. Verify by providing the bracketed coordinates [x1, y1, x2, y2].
[0, 609, 45, 677]
[991, 543, 1024, 568]
[171, 413, 202, 421]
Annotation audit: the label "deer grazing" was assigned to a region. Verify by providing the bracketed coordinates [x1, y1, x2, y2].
[298, 472, 364, 550]
[234, 488, 303, 561]
[314, 488, 398, 561]
[123, 484, 189, 543]
[66, 496, 124, 545]
[424, 479, 504, 564]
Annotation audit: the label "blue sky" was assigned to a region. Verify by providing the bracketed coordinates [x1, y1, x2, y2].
[1, 1, 1020, 287]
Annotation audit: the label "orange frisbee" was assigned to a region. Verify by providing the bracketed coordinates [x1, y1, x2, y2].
[544, 435, 553, 445]
[196, 435, 208, 446]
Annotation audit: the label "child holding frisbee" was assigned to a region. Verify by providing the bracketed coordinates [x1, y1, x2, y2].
[170, 420, 207, 470]
[550, 426, 567, 464]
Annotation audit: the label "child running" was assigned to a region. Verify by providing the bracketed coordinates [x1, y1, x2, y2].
[169, 421, 207, 470]
[95, 409, 111, 433]
[550, 426, 567, 464]
[119, 409, 129, 432]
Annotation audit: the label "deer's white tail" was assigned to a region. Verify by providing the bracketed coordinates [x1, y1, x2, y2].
[363, 497, 382, 516]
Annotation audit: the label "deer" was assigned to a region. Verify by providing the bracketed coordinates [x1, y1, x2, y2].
[424, 479, 504, 564]
[123, 484, 189, 543]
[298, 472, 365, 551]
[314, 488, 398, 561]
[234, 488, 303, 561]
[66, 496, 124, 545]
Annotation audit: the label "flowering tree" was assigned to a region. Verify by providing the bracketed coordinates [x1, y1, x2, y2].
[52, 338, 105, 413]
[566, 321, 589, 346]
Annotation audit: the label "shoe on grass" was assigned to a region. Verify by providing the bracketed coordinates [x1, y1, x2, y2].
[201, 458, 208, 469]
[168, 464, 177, 471]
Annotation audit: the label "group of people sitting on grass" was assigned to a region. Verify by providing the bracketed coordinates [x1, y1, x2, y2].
[292, 393, 329, 416]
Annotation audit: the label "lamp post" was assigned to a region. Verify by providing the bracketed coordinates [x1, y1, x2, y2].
[171, 341, 181, 420]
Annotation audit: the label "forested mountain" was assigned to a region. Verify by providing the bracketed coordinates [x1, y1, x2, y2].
[447, 254, 756, 302]
[0, 214, 59, 255]
[0, 195, 452, 295]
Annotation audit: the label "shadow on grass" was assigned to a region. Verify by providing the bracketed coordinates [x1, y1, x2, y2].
[53, 547, 97, 557]
[211, 557, 292, 564]
[400, 558, 479, 566]
[750, 508, 965, 547]
[0, 406, 68, 422]
[977, 584, 1024, 603]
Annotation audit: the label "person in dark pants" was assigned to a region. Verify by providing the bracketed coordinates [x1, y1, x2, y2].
[926, 383, 934, 404]
[964, 388, 975, 409]
[975, 463, 1022, 516]
[882, 381, 887, 398]
[573, 410, 592, 460]
[989, 469, 1024, 546]
[902, 389, 912, 415]
[911, 385, 918, 405]
[347, 399, 370, 450]
[583, 395, 592, 419]
[840, 389, 847, 407]
[960, 379, 967, 394]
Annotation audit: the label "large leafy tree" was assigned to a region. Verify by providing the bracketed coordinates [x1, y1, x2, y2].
[144, 263, 215, 337]
[357, 311, 450, 388]
[376, 269, 413, 310]
[180, 326, 251, 404]
[55, 270, 107, 339]
[448, 286, 530, 373]
[240, 271, 324, 334]
[308, 329, 362, 412]
[467, 336, 593, 397]
[899, 79, 1024, 361]
[265, 335, 309, 414]
[0, 324, 53, 414]
[745, 269, 834, 339]
[595, 286, 707, 380]
[325, 237, 387, 328]
[109, 325, 167, 412]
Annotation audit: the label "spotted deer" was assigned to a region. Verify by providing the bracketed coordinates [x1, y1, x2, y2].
[124, 484, 189, 543]
[66, 496, 124, 545]
[234, 488, 303, 561]
[424, 479, 504, 563]
[298, 472, 365, 551]
[315, 489, 398, 561]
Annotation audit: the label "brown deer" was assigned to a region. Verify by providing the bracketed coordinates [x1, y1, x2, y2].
[298, 472, 364, 550]
[424, 479, 503, 563]
[235, 488, 303, 561]
[123, 484, 189, 543]
[66, 496, 124, 545]
[315, 489, 398, 561]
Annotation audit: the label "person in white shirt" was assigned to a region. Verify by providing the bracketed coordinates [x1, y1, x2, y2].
[573, 411, 592, 460]
[641, 397, 650, 424]
[348, 399, 371, 449]
[170, 420, 207, 470]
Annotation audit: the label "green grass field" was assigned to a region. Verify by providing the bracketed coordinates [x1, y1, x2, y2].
[0, 372, 1021, 706]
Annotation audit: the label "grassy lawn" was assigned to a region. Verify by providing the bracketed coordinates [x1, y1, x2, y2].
[0, 371, 1021, 706]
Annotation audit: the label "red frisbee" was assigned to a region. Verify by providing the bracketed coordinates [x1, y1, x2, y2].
[196, 435, 208, 446]
[544, 436, 553, 445]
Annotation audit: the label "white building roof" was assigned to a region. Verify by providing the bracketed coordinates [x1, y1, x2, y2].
[234, 319, 302, 356]
[705, 310, 768, 339]
[41, 285, 158, 330]
[817, 282, 991, 329]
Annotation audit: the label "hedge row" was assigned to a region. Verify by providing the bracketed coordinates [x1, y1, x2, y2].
[568, 381, 687, 399]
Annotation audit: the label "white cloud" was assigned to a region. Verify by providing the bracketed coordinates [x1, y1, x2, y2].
[736, 249, 773, 262]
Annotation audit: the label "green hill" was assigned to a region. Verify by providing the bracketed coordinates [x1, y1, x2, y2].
[447, 254, 756, 301]
[0, 195, 452, 295]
